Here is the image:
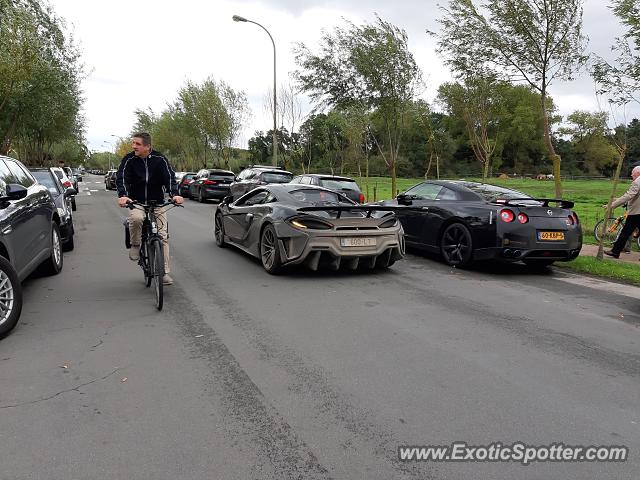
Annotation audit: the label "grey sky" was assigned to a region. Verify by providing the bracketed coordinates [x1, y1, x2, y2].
[48, 0, 634, 152]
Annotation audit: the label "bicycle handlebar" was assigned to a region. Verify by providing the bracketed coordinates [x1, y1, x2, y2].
[126, 199, 184, 210]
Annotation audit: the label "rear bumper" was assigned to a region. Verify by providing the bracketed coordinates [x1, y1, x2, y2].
[203, 186, 230, 199]
[273, 222, 405, 270]
[474, 245, 582, 262]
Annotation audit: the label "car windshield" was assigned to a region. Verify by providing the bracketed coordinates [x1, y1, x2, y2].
[210, 172, 235, 181]
[290, 189, 352, 205]
[182, 174, 195, 182]
[461, 183, 534, 202]
[32, 172, 59, 194]
[319, 179, 360, 191]
[262, 172, 293, 183]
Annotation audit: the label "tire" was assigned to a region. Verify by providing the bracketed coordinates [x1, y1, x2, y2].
[38, 223, 63, 276]
[440, 223, 474, 267]
[198, 189, 205, 203]
[0, 255, 23, 339]
[260, 224, 282, 274]
[151, 238, 164, 310]
[141, 242, 152, 287]
[593, 218, 620, 244]
[214, 212, 226, 247]
[523, 259, 555, 269]
[71, 197, 77, 211]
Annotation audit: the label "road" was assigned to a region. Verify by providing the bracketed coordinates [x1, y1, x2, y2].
[1, 174, 638, 480]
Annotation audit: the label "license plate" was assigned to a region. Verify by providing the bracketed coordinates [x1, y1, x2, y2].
[538, 231, 565, 241]
[340, 237, 377, 247]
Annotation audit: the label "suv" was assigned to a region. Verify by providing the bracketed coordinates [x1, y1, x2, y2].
[229, 167, 293, 200]
[105, 169, 117, 190]
[189, 169, 236, 202]
[0, 156, 65, 338]
[290, 174, 365, 203]
[178, 172, 197, 198]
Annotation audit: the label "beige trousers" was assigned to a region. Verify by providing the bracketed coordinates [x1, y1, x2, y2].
[128, 206, 171, 273]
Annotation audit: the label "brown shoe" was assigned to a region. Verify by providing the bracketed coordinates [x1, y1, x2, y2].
[162, 274, 174, 285]
[129, 245, 140, 261]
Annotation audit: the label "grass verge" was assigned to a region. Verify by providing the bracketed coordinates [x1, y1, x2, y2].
[556, 257, 640, 286]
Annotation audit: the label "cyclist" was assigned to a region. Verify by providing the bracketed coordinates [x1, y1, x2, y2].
[116, 132, 184, 284]
[604, 165, 640, 259]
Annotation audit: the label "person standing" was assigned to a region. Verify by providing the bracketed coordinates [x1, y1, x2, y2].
[604, 166, 640, 259]
[115, 133, 184, 284]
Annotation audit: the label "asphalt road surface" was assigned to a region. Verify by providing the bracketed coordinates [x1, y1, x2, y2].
[1, 175, 638, 480]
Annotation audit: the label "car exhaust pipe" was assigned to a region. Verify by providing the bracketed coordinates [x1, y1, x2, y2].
[512, 250, 521, 258]
[503, 249, 513, 258]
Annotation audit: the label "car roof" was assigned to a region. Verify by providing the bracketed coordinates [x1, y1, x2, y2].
[205, 169, 234, 174]
[302, 174, 356, 181]
[246, 167, 293, 175]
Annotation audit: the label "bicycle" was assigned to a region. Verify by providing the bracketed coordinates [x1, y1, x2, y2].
[126, 200, 181, 310]
[593, 210, 640, 250]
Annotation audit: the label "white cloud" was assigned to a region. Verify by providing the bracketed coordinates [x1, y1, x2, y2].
[49, 0, 638, 152]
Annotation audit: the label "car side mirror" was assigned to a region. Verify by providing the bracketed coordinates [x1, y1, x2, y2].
[222, 195, 233, 205]
[64, 187, 77, 197]
[2, 184, 28, 201]
[397, 193, 412, 205]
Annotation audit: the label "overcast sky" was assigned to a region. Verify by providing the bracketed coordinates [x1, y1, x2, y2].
[48, 0, 634, 152]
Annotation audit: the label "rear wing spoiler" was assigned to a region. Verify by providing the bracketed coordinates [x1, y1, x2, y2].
[297, 205, 401, 218]
[494, 198, 575, 209]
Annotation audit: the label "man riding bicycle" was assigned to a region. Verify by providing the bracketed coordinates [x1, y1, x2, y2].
[116, 132, 184, 285]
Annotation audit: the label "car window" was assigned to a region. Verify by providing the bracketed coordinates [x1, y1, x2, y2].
[6, 160, 34, 187]
[32, 171, 60, 194]
[290, 176, 302, 184]
[319, 178, 360, 191]
[290, 188, 352, 204]
[299, 176, 310, 185]
[404, 183, 443, 200]
[460, 183, 531, 202]
[209, 172, 235, 181]
[0, 160, 19, 184]
[437, 187, 460, 201]
[238, 190, 269, 206]
[261, 172, 293, 183]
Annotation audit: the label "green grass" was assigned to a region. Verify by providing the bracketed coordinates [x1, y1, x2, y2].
[356, 176, 634, 248]
[556, 256, 640, 286]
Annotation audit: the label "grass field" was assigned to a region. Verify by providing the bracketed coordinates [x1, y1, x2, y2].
[356, 176, 634, 246]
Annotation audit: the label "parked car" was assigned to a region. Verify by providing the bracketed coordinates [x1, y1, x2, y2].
[0, 156, 65, 338]
[380, 180, 582, 268]
[178, 172, 197, 198]
[51, 166, 77, 211]
[214, 184, 404, 274]
[189, 169, 236, 202]
[71, 167, 83, 183]
[62, 166, 79, 192]
[290, 174, 365, 203]
[229, 166, 293, 200]
[30, 168, 76, 251]
[105, 169, 117, 190]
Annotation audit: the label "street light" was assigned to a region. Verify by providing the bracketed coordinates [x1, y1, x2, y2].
[233, 14, 278, 167]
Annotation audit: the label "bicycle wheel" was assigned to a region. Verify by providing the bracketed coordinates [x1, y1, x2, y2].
[141, 242, 152, 287]
[151, 238, 164, 310]
[593, 218, 620, 244]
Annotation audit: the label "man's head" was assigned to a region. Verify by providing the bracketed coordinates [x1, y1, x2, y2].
[632, 166, 640, 181]
[132, 132, 152, 157]
[58, 160, 65, 167]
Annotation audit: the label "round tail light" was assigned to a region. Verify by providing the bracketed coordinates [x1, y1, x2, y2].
[499, 209, 515, 223]
[517, 213, 529, 224]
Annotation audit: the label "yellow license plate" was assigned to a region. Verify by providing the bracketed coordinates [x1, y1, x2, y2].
[538, 231, 565, 241]
[340, 237, 377, 247]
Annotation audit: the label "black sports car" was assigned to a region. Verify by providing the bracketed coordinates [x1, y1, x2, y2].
[380, 180, 582, 267]
[214, 184, 405, 274]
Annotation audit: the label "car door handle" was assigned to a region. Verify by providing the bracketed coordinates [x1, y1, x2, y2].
[421, 206, 429, 211]
[246, 213, 254, 221]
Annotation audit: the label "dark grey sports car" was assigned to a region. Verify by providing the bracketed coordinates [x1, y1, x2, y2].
[214, 184, 405, 273]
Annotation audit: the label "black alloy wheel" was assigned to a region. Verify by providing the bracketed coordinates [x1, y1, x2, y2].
[0, 256, 23, 338]
[260, 224, 282, 274]
[440, 223, 473, 267]
[214, 213, 226, 247]
[198, 188, 205, 203]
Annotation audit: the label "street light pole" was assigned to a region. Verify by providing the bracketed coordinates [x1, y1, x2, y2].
[233, 15, 278, 167]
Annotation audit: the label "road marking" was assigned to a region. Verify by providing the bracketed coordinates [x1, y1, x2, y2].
[86, 192, 91, 196]
[555, 272, 640, 299]
[90, 189, 98, 192]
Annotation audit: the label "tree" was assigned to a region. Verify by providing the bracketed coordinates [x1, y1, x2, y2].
[593, 0, 640, 105]
[219, 81, 251, 169]
[294, 15, 423, 196]
[432, 0, 588, 197]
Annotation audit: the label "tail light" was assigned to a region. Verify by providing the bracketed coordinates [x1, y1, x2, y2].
[379, 217, 398, 228]
[358, 193, 365, 203]
[63, 180, 72, 188]
[517, 213, 529, 224]
[499, 209, 515, 223]
[572, 212, 579, 225]
[288, 217, 333, 230]
[566, 215, 575, 226]
[203, 180, 217, 185]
